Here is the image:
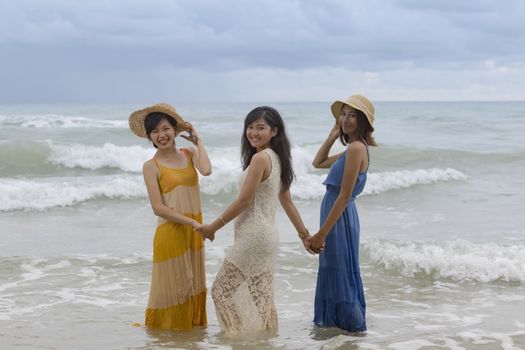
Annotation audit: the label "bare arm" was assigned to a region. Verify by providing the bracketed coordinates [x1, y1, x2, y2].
[278, 189, 308, 238]
[309, 142, 365, 251]
[143, 161, 200, 229]
[202, 152, 270, 236]
[312, 123, 343, 169]
[182, 124, 212, 176]
[187, 141, 212, 176]
[279, 189, 315, 254]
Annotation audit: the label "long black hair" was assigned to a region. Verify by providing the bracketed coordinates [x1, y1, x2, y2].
[144, 112, 178, 148]
[241, 106, 295, 192]
[339, 109, 377, 146]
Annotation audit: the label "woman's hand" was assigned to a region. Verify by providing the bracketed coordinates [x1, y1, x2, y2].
[191, 221, 206, 241]
[197, 223, 216, 242]
[328, 121, 339, 140]
[301, 234, 316, 255]
[309, 232, 326, 254]
[191, 220, 201, 230]
[180, 122, 200, 145]
[312, 121, 341, 169]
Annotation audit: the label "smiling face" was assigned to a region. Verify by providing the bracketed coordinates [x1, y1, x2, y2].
[338, 104, 359, 136]
[245, 117, 277, 152]
[149, 118, 177, 149]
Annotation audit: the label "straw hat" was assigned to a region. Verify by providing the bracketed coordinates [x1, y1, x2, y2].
[128, 103, 190, 138]
[331, 95, 375, 131]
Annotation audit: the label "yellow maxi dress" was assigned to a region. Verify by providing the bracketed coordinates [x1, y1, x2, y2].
[145, 148, 207, 330]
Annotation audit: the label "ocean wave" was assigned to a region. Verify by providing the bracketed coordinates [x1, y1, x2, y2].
[1, 143, 468, 211]
[49, 143, 154, 172]
[0, 167, 466, 211]
[364, 168, 466, 195]
[292, 167, 466, 200]
[0, 175, 145, 211]
[364, 239, 525, 283]
[0, 115, 127, 128]
[47, 143, 466, 199]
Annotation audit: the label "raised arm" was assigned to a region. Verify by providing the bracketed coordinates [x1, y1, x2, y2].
[181, 123, 212, 176]
[312, 123, 344, 169]
[143, 160, 201, 230]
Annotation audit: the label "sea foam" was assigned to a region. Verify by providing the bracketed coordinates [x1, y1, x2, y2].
[47, 143, 467, 200]
[364, 239, 525, 283]
[0, 168, 467, 212]
[49, 143, 154, 172]
[0, 115, 127, 128]
[0, 175, 145, 211]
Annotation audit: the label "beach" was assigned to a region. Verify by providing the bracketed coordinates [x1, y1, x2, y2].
[1, 101, 524, 349]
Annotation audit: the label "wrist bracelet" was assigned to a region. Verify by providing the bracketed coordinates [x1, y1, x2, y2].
[219, 215, 227, 226]
[298, 228, 310, 240]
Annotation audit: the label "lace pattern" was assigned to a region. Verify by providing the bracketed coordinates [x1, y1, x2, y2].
[212, 148, 281, 334]
[212, 259, 277, 333]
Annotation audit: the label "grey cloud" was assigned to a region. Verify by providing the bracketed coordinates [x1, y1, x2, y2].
[3, 0, 524, 70]
[1, 0, 524, 102]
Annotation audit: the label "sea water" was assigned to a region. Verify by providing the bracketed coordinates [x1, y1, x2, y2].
[1, 102, 524, 349]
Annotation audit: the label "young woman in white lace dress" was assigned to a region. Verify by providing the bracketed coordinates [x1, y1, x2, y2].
[198, 106, 312, 334]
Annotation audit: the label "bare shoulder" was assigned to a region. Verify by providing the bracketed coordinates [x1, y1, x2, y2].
[251, 150, 272, 169]
[347, 141, 367, 161]
[253, 150, 271, 162]
[143, 159, 158, 174]
[348, 141, 366, 151]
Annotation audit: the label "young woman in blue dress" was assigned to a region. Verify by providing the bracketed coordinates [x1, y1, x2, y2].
[308, 95, 376, 332]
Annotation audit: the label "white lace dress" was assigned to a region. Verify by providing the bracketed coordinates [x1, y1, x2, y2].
[211, 148, 281, 334]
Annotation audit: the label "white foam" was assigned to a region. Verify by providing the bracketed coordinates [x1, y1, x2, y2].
[45, 143, 466, 199]
[364, 168, 466, 195]
[0, 175, 145, 211]
[0, 259, 71, 293]
[0, 114, 127, 128]
[458, 329, 525, 349]
[364, 239, 525, 283]
[49, 142, 245, 195]
[3, 140, 469, 211]
[387, 339, 439, 350]
[292, 167, 466, 200]
[199, 147, 244, 195]
[49, 143, 154, 172]
[0, 166, 467, 211]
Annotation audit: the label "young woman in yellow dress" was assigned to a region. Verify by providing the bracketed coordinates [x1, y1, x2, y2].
[129, 103, 212, 330]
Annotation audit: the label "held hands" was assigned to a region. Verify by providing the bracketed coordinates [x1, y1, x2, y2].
[195, 223, 216, 242]
[301, 234, 316, 255]
[191, 221, 207, 241]
[180, 122, 201, 145]
[308, 232, 326, 254]
[299, 230, 325, 255]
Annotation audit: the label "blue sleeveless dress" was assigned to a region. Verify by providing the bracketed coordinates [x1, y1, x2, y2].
[313, 148, 368, 332]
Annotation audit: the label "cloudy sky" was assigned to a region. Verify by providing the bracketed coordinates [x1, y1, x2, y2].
[1, 0, 524, 103]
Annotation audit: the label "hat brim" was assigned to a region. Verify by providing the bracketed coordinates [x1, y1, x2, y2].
[129, 104, 190, 138]
[331, 100, 374, 132]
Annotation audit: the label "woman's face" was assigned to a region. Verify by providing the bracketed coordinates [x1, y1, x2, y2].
[245, 117, 276, 152]
[339, 105, 359, 135]
[149, 118, 176, 149]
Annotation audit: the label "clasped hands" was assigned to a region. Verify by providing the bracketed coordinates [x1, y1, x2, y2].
[302, 232, 326, 255]
[192, 222, 216, 242]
